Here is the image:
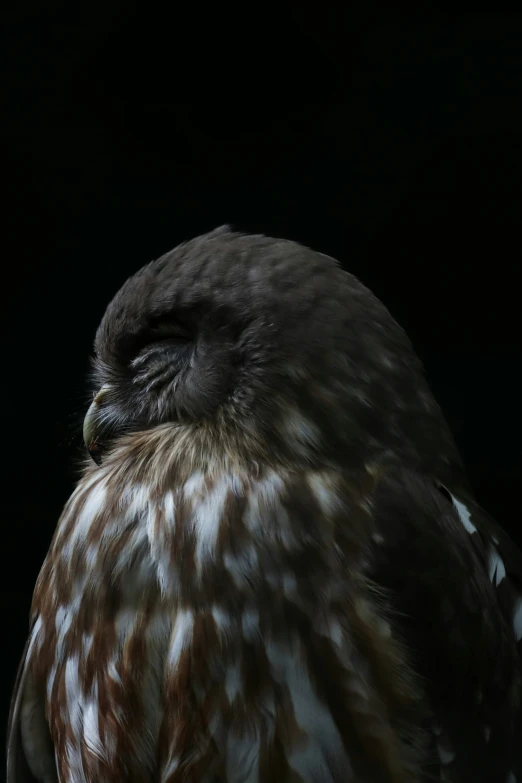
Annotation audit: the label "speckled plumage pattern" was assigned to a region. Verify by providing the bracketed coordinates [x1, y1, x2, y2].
[7, 227, 522, 782]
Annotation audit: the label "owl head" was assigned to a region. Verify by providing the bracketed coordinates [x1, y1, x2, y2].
[84, 226, 459, 476]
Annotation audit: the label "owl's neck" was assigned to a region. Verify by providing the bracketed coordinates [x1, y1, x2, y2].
[50, 460, 374, 613]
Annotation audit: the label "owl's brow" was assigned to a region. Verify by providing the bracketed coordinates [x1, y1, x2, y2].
[113, 318, 193, 360]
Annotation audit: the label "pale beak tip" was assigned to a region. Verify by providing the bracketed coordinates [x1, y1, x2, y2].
[83, 384, 111, 464]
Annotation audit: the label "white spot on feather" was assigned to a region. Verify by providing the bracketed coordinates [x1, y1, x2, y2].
[192, 479, 230, 570]
[85, 544, 99, 569]
[212, 605, 232, 635]
[127, 484, 149, 518]
[154, 552, 175, 598]
[115, 608, 137, 641]
[184, 471, 205, 502]
[81, 633, 94, 658]
[254, 471, 285, 508]
[55, 605, 73, 654]
[168, 609, 194, 667]
[59, 479, 111, 561]
[83, 683, 104, 762]
[266, 638, 350, 778]
[244, 471, 297, 550]
[488, 549, 506, 586]
[31, 615, 44, 651]
[164, 490, 175, 523]
[316, 616, 344, 649]
[77, 482, 108, 535]
[161, 757, 180, 781]
[307, 473, 341, 517]
[64, 656, 83, 774]
[107, 658, 122, 687]
[450, 494, 477, 535]
[144, 498, 177, 597]
[282, 409, 321, 456]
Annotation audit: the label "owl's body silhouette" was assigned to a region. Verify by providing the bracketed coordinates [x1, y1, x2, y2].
[7, 227, 522, 782]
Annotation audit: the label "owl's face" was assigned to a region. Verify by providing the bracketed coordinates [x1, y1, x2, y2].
[84, 227, 447, 473]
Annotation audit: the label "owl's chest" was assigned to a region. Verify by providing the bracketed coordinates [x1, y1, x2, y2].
[30, 478, 367, 781]
[34, 467, 357, 704]
[33, 548, 357, 783]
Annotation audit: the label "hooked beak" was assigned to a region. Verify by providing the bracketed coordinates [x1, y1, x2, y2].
[83, 385, 111, 465]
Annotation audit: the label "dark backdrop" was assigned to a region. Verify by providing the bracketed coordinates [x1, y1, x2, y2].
[2, 4, 521, 770]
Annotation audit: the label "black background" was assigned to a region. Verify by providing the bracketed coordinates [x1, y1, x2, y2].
[2, 3, 522, 770]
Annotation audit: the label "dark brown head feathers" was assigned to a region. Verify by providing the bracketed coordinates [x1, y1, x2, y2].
[89, 227, 463, 477]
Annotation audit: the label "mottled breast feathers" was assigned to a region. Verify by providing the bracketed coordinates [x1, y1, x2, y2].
[12, 448, 428, 783]
[9, 447, 522, 782]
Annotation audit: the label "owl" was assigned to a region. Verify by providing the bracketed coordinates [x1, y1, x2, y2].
[7, 226, 522, 782]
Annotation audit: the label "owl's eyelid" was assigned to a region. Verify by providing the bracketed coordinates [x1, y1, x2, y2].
[131, 321, 193, 353]
[131, 334, 193, 367]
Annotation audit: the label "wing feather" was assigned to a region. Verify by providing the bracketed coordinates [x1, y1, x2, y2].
[6, 618, 57, 783]
[7, 626, 38, 783]
[367, 466, 522, 783]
